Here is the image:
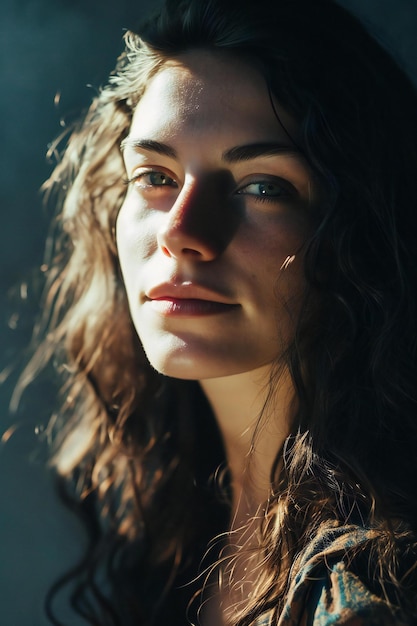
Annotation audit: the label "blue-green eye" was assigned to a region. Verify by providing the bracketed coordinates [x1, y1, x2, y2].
[237, 181, 290, 199]
[125, 170, 178, 188]
[146, 172, 176, 186]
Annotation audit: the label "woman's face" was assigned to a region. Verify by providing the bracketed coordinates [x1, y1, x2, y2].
[117, 50, 317, 380]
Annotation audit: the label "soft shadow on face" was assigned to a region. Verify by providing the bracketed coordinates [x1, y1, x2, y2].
[116, 50, 317, 381]
[156, 168, 242, 259]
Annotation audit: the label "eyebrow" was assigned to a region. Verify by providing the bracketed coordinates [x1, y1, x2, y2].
[120, 138, 303, 163]
[120, 138, 177, 159]
[222, 143, 302, 163]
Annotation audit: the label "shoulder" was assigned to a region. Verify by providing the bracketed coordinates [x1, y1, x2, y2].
[276, 524, 414, 626]
[301, 560, 408, 625]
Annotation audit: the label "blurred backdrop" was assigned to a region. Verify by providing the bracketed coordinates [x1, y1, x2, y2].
[0, 0, 416, 624]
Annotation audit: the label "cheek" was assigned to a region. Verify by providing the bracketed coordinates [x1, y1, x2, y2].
[242, 213, 309, 272]
[241, 217, 309, 319]
[116, 198, 157, 273]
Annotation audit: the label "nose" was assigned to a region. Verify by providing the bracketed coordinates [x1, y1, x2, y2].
[157, 171, 238, 261]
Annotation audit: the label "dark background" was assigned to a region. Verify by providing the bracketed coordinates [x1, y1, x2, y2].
[0, 1, 416, 624]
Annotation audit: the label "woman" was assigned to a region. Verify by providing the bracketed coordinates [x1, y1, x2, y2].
[19, 0, 417, 623]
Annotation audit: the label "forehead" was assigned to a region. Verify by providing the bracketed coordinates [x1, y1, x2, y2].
[128, 50, 298, 144]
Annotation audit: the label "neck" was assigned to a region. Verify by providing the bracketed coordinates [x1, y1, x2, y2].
[200, 364, 293, 521]
[199, 366, 294, 626]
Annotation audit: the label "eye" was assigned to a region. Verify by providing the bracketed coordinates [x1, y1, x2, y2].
[125, 169, 178, 189]
[236, 179, 295, 202]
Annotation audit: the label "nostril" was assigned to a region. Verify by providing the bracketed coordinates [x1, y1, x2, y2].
[161, 245, 171, 257]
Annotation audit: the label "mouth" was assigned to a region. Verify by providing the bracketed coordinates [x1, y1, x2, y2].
[144, 282, 239, 317]
[147, 297, 239, 317]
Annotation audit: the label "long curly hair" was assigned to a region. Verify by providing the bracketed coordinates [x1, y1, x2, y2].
[16, 0, 417, 623]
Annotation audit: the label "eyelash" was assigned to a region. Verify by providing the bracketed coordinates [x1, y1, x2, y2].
[124, 170, 178, 189]
[236, 180, 295, 204]
[124, 170, 296, 205]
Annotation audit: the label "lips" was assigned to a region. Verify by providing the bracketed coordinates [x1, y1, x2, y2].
[146, 280, 234, 302]
[144, 282, 239, 317]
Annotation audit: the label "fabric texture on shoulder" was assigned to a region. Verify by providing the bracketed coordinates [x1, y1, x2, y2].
[255, 524, 411, 626]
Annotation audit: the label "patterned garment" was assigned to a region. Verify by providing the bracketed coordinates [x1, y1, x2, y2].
[255, 525, 411, 626]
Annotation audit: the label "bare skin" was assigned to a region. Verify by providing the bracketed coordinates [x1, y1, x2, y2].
[200, 367, 294, 624]
[201, 366, 293, 517]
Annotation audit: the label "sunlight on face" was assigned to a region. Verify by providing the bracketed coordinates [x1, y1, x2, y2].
[116, 50, 317, 380]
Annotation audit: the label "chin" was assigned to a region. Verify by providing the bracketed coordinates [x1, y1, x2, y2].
[138, 330, 273, 381]
[144, 349, 219, 380]
[143, 346, 265, 381]
[140, 335, 203, 380]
